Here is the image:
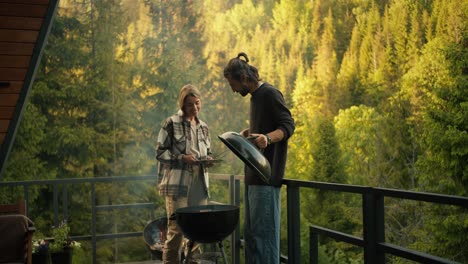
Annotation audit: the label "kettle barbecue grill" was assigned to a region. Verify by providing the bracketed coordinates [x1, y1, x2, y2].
[173, 204, 240, 264]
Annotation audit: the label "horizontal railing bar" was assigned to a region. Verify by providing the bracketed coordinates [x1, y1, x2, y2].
[0, 173, 242, 186]
[210, 174, 244, 181]
[379, 242, 460, 264]
[70, 232, 145, 241]
[3, 176, 466, 207]
[96, 203, 154, 211]
[375, 188, 468, 208]
[65, 231, 145, 241]
[95, 231, 143, 240]
[0, 175, 157, 185]
[70, 235, 92, 241]
[310, 225, 364, 247]
[282, 179, 467, 207]
[71, 232, 145, 241]
[284, 178, 373, 194]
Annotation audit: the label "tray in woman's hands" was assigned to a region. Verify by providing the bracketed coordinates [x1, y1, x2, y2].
[195, 159, 223, 165]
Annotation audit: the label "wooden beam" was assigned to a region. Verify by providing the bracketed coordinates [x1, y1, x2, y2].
[0, 94, 20, 106]
[0, 16, 43, 30]
[0, 120, 10, 133]
[0, 0, 49, 4]
[0, 43, 35, 56]
[0, 29, 39, 43]
[0, 3, 48, 17]
[0, 106, 14, 119]
[0, 55, 31, 68]
[0, 68, 27, 81]
[0, 81, 22, 93]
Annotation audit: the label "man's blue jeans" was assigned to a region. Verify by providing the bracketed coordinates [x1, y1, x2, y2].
[244, 185, 281, 264]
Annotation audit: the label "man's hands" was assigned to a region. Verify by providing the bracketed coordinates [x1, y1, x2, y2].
[248, 133, 269, 149]
[245, 129, 284, 149]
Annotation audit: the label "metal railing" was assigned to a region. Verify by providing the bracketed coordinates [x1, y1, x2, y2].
[1, 176, 467, 263]
[283, 179, 468, 264]
[0, 174, 242, 263]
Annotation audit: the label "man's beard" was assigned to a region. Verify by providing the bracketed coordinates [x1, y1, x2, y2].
[240, 84, 249, 97]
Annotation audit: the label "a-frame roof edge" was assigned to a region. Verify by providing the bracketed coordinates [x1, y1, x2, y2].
[0, 0, 60, 180]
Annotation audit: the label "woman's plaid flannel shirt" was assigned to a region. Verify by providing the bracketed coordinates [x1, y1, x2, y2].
[156, 110, 211, 198]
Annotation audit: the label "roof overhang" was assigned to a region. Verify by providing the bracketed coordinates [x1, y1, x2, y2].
[0, 0, 59, 180]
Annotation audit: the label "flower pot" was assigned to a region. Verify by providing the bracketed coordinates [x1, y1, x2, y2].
[51, 247, 72, 264]
[32, 252, 48, 264]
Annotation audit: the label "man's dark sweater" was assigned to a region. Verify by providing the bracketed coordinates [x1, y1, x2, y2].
[246, 82, 295, 187]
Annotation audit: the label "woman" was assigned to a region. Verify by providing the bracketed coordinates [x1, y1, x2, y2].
[156, 84, 213, 264]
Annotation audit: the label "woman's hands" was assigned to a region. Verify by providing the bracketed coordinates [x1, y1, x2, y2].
[182, 154, 199, 165]
[182, 154, 215, 167]
[204, 156, 215, 167]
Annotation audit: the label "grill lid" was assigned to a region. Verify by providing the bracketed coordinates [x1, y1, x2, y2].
[218, 131, 271, 183]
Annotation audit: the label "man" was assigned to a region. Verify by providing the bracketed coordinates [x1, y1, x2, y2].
[223, 52, 295, 263]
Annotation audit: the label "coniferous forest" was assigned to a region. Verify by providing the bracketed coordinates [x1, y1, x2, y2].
[1, 0, 466, 263]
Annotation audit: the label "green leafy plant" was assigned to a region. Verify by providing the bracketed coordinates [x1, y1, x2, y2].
[49, 220, 81, 253]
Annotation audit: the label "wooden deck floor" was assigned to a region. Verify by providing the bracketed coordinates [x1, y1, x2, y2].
[120, 260, 162, 264]
[120, 260, 218, 264]
[119, 261, 161, 264]
[118, 254, 221, 264]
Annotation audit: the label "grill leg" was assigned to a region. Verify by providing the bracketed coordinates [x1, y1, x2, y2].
[218, 242, 228, 264]
[183, 240, 195, 264]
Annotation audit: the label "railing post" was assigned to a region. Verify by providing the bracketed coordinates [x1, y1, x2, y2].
[375, 191, 385, 263]
[287, 183, 300, 264]
[24, 185, 30, 216]
[53, 183, 59, 226]
[91, 182, 97, 264]
[229, 175, 241, 264]
[363, 188, 385, 264]
[63, 185, 68, 221]
[310, 228, 318, 264]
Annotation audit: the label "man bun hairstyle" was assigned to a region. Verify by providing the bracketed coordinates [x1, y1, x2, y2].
[178, 84, 201, 111]
[224, 52, 260, 83]
[237, 52, 249, 63]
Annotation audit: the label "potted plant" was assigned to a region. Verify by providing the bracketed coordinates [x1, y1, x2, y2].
[32, 237, 49, 264]
[49, 220, 81, 264]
